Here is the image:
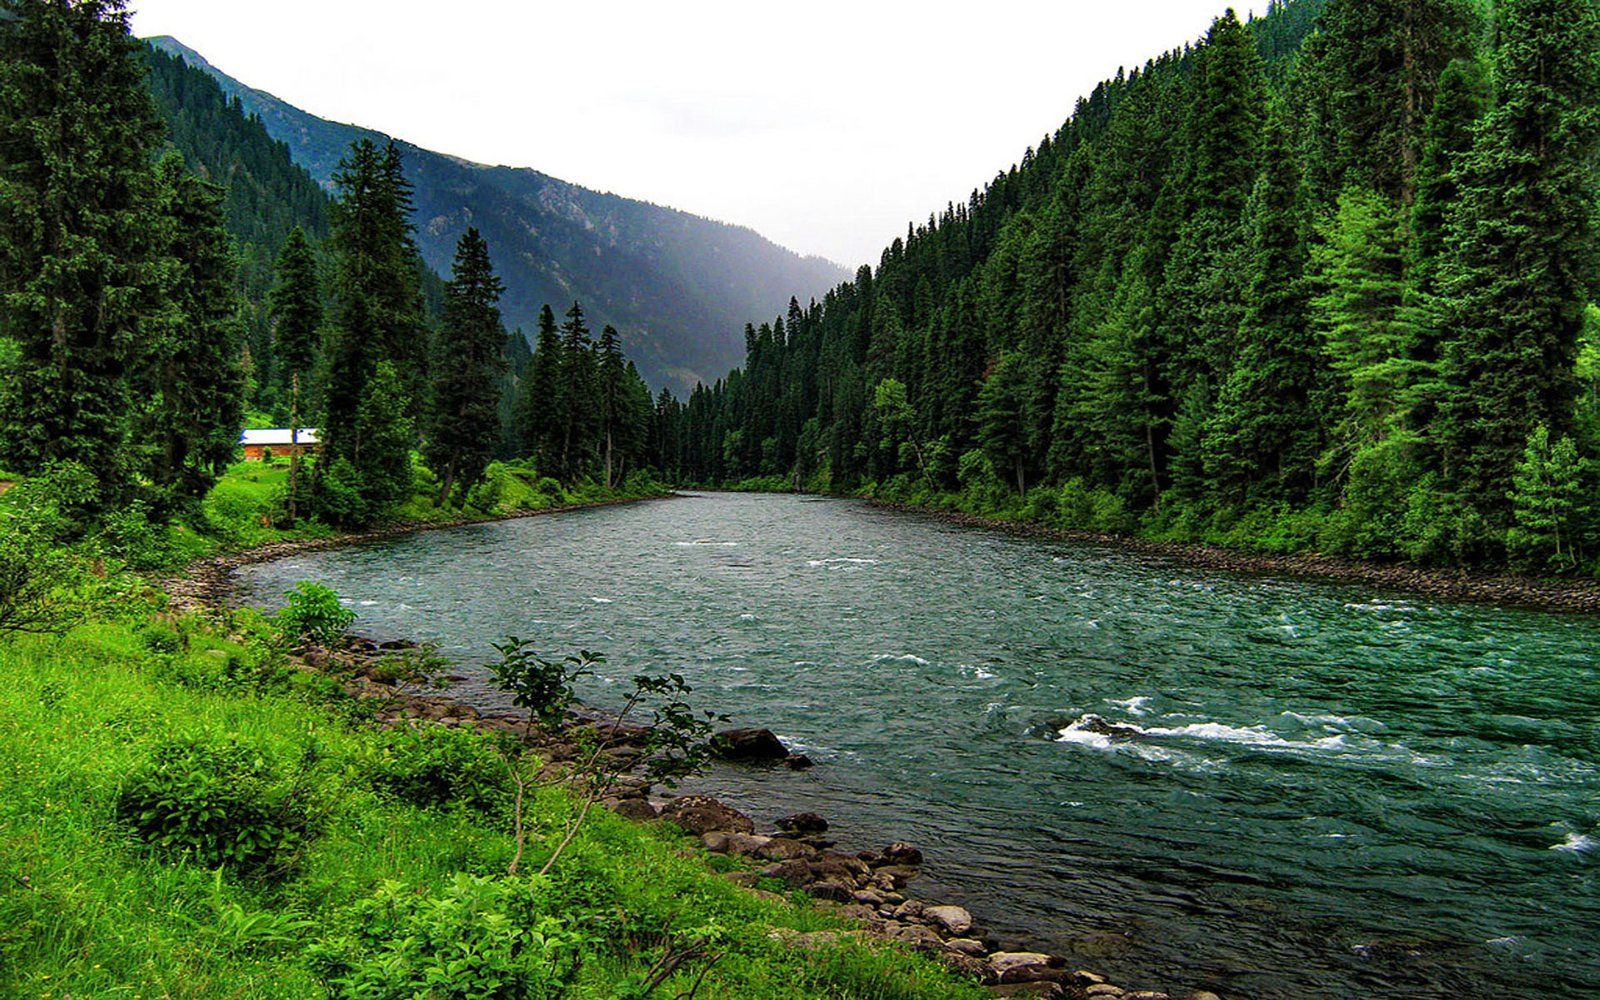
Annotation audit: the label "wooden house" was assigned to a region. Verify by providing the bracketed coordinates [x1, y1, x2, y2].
[239, 428, 320, 462]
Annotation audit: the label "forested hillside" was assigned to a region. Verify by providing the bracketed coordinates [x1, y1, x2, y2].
[141, 46, 334, 413]
[145, 36, 849, 392]
[660, 0, 1600, 575]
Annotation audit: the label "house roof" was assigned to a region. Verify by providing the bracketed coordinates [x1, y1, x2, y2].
[239, 428, 320, 447]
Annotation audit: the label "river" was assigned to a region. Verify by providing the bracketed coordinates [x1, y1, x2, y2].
[235, 492, 1600, 1000]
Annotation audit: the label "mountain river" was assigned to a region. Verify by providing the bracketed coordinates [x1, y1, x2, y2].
[234, 492, 1600, 999]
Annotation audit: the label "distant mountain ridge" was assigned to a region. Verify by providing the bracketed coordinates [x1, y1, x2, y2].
[146, 36, 849, 392]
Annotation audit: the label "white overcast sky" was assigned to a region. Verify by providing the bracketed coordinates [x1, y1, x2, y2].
[127, 1, 1260, 269]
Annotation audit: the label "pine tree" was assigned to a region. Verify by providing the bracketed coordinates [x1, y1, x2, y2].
[268, 226, 322, 524]
[1204, 100, 1318, 503]
[1310, 187, 1426, 466]
[320, 138, 429, 518]
[515, 305, 562, 472]
[425, 227, 507, 505]
[351, 360, 414, 513]
[556, 302, 598, 480]
[977, 352, 1030, 494]
[136, 152, 245, 510]
[1434, 0, 1600, 526]
[595, 324, 627, 488]
[1155, 10, 1267, 498]
[1300, 0, 1480, 205]
[0, 0, 163, 503]
[1507, 424, 1589, 570]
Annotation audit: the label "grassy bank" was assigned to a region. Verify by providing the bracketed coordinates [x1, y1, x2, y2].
[159, 457, 674, 570]
[0, 600, 983, 999]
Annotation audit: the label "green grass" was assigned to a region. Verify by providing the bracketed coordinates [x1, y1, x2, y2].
[0, 608, 984, 1000]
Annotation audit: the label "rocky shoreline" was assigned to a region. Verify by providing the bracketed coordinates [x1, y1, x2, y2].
[321, 634, 1221, 1000]
[868, 499, 1600, 614]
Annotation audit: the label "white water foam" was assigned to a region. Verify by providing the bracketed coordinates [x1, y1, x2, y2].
[1344, 601, 1417, 614]
[871, 653, 931, 667]
[1107, 696, 1153, 717]
[1550, 832, 1595, 854]
[1056, 713, 1350, 756]
[957, 664, 998, 680]
[1055, 720, 1114, 750]
[807, 557, 880, 568]
[674, 540, 738, 547]
[590, 597, 614, 604]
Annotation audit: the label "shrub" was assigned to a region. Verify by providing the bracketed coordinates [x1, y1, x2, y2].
[115, 733, 323, 875]
[306, 874, 587, 998]
[312, 457, 369, 527]
[486, 638, 597, 731]
[366, 725, 513, 815]
[278, 581, 355, 647]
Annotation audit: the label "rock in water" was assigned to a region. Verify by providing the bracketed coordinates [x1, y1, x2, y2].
[777, 811, 829, 834]
[712, 727, 791, 760]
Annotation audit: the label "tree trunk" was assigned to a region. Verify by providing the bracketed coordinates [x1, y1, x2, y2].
[605, 429, 615, 489]
[287, 372, 301, 527]
[437, 451, 458, 508]
[1145, 419, 1162, 507]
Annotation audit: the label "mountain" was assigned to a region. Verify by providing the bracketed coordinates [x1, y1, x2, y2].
[144, 36, 849, 392]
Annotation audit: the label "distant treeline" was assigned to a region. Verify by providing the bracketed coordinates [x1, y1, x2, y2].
[653, 0, 1600, 574]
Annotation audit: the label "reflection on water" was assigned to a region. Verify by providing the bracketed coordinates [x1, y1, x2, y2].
[237, 493, 1600, 1000]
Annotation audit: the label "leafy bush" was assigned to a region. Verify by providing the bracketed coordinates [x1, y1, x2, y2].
[487, 638, 598, 731]
[306, 874, 587, 999]
[101, 498, 183, 569]
[115, 733, 324, 875]
[366, 725, 513, 815]
[0, 462, 97, 636]
[278, 581, 355, 647]
[312, 457, 369, 527]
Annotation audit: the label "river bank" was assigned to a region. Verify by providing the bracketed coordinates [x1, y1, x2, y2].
[180, 497, 1225, 999]
[205, 491, 1599, 999]
[315, 632, 1221, 1000]
[863, 498, 1600, 614]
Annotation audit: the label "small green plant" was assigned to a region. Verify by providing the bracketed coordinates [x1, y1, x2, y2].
[366, 724, 515, 815]
[277, 581, 356, 647]
[487, 638, 599, 732]
[177, 869, 317, 955]
[306, 874, 590, 998]
[115, 733, 325, 876]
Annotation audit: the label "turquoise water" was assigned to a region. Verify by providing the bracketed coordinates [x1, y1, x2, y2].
[236, 493, 1600, 999]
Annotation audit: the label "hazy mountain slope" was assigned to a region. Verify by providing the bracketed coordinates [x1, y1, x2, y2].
[145, 36, 848, 391]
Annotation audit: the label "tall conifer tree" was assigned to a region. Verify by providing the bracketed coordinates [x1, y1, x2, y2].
[269, 226, 322, 525]
[516, 304, 563, 472]
[1434, 0, 1600, 525]
[426, 227, 507, 505]
[0, 0, 162, 502]
[136, 152, 245, 509]
[320, 139, 427, 518]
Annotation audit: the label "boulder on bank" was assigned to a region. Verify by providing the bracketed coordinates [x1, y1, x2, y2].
[712, 727, 791, 761]
[657, 795, 754, 834]
[924, 904, 974, 936]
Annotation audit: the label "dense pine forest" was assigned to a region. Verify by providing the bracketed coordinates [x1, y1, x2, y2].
[0, 0, 661, 539]
[656, 0, 1600, 575]
[6, 0, 1600, 569]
